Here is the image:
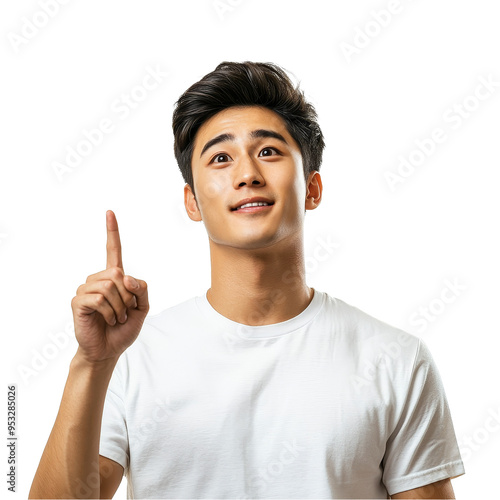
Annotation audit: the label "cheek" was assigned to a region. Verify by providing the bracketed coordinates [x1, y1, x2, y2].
[194, 173, 229, 215]
[287, 175, 306, 205]
[198, 179, 223, 202]
[279, 179, 307, 219]
[194, 170, 222, 200]
[292, 168, 307, 200]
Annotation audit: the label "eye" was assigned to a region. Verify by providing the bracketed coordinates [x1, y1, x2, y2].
[209, 153, 232, 164]
[259, 147, 280, 157]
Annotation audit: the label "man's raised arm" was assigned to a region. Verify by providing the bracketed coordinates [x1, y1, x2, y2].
[29, 210, 149, 499]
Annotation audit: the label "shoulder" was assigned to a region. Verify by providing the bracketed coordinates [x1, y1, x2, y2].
[325, 294, 420, 355]
[321, 294, 426, 395]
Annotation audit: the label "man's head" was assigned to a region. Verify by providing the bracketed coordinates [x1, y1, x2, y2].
[172, 61, 324, 253]
[172, 61, 325, 198]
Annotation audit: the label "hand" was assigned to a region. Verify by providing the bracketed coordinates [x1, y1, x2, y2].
[71, 210, 149, 363]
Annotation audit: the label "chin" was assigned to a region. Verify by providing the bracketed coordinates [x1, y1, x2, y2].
[212, 234, 279, 250]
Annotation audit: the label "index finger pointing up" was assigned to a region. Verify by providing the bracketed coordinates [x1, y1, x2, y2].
[106, 210, 123, 270]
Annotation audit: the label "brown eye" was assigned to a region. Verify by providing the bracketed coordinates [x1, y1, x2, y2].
[211, 153, 232, 164]
[259, 147, 279, 157]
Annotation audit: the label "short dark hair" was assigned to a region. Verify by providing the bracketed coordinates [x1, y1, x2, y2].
[172, 61, 325, 196]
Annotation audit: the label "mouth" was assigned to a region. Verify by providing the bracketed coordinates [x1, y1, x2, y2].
[231, 202, 274, 213]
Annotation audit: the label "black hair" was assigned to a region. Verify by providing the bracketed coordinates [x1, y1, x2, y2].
[172, 61, 325, 196]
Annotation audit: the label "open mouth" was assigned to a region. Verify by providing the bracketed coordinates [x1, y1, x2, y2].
[231, 202, 275, 212]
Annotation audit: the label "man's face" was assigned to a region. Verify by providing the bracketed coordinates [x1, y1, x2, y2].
[185, 105, 320, 250]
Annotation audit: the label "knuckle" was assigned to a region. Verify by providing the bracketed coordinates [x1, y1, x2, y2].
[110, 267, 124, 280]
[102, 280, 114, 291]
[95, 294, 106, 307]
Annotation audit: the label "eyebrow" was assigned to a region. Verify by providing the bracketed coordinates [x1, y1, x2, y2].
[199, 129, 289, 158]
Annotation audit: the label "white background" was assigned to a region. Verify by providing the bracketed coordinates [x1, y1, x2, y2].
[1, 0, 499, 498]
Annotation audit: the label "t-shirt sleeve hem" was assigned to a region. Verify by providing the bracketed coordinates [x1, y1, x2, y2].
[386, 460, 465, 496]
[99, 446, 129, 475]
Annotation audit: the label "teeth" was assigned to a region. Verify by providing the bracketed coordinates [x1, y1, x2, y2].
[237, 202, 270, 210]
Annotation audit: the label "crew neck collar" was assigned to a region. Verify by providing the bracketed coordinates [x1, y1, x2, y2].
[195, 287, 324, 339]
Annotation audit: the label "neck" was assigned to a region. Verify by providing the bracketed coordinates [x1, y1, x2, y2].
[206, 235, 313, 326]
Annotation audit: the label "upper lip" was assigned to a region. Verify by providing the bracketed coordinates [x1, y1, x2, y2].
[231, 197, 275, 211]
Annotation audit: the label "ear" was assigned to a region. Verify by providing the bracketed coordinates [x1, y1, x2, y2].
[184, 183, 202, 221]
[305, 171, 322, 211]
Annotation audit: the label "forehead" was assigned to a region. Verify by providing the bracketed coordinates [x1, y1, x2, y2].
[193, 105, 296, 153]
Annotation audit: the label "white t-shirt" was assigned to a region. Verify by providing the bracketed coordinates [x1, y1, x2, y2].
[99, 288, 465, 499]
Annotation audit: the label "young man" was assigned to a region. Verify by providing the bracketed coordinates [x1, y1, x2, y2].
[29, 61, 465, 499]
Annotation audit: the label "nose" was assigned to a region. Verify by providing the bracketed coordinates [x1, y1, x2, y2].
[233, 154, 265, 188]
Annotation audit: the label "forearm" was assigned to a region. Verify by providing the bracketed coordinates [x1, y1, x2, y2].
[29, 349, 118, 499]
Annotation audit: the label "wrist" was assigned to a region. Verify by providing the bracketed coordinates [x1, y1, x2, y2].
[71, 348, 119, 374]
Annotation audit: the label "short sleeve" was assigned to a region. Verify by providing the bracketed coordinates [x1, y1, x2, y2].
[99, 357, 129, 473]
[382, 339, 465, 496]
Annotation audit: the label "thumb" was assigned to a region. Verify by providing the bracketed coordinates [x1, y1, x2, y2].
[124, 276, 149, 311]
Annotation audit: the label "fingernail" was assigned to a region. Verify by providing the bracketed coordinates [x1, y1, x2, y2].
[128, 276, 139, 289]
